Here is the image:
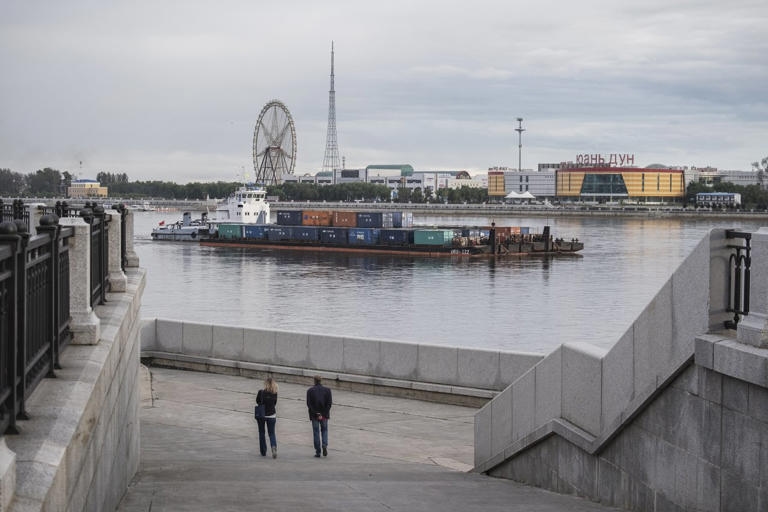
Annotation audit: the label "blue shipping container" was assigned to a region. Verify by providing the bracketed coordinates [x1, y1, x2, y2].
[356, 212, 383, 228]
[391, 212, 403, 228]
[319, 227, 348, 244]
[267, 226, 294, 241]
[520, 227, 530, 235]
[276, 210, 303, 226]
[244, 225, 267, 239]
[292, 226, 319, 241]
[379, 229, 412, 245]
[347, 228, 380, 245]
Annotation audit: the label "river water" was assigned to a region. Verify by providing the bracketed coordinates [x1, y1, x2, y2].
[133, 211, 764, 354]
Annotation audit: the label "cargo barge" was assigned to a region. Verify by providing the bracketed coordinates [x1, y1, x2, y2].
[199, 208, 583, 257]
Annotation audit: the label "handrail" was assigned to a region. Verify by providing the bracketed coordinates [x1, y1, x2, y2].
[0, 199, 125, 435]
[725, 229, 751, 329]
[0, 217, 70, 434]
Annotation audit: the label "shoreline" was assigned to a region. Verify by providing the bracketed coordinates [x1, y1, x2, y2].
[14, 197, 768, 220]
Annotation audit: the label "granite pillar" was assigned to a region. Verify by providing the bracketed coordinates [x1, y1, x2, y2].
[106, 209, 127, 292]
[738, 227, 768, 348]
[123, 209, 139, 268]
[59, 216, 100, 345]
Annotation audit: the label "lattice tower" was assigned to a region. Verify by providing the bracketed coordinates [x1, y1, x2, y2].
[322, 41, 340, 174]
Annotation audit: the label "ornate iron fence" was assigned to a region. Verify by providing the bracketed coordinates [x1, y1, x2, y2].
[0, 199, 30, 231]
[725, 229, 752, 330]
[0, 199, 121, 435]
[0, 217, 72, 434]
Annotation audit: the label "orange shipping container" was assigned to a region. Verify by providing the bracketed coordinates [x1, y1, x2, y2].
[332, 211, 357, 227]
[302, 210, 333, 226]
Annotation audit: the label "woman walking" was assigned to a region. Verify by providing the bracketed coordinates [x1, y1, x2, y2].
[256, 377, 279, 458]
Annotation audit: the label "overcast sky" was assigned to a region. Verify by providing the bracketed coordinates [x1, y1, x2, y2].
[1, 0, 766, 183]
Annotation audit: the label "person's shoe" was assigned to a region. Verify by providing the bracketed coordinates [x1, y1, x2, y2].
[272, 446, 277, 459]
[322, 446, 327, 457]
[314, 452, 321, 458]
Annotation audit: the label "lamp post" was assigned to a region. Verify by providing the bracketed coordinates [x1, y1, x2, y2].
[515, 117, 525, 172]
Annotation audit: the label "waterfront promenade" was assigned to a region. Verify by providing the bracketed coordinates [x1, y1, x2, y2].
[118, 366, 618, 511]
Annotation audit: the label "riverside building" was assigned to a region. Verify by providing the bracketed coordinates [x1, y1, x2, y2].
[556, 166, 686, 203]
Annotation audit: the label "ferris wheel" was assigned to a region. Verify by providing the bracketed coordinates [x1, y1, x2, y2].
[252, 99, 297, 186]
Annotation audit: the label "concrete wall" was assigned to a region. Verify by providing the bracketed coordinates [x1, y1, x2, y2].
[0, 215, 144, 511]
[140, 320, 545, 406]
[474, 229, 746, 510]
[489, 344, 768, 512]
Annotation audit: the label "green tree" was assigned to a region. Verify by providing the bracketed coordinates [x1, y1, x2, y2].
[25, 168, 61, 197]
[0, 168, 25, 196]
[753, 157, 767, 190]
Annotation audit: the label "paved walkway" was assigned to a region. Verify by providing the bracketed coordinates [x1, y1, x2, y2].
[117, 367, 618, 511]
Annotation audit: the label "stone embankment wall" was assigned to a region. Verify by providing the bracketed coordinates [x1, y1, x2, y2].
[140, 321, 545, 407]
[475, 228, 768, 511]
[0, 210, 144, 512]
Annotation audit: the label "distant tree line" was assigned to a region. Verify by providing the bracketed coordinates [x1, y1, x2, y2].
[0, 168, 74, 197]
[3, 159, 767, 207]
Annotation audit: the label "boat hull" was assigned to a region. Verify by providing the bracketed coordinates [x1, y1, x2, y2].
[199, 237, 583, 257]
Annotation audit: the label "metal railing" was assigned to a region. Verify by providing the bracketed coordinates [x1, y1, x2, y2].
[0, 199, 30, 231]
[0, 217, 73, 434]
[725, 229, 752, 329]
[0, 201, 122, 435]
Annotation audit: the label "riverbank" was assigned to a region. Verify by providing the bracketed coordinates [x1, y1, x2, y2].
[10, 196, 768, 220]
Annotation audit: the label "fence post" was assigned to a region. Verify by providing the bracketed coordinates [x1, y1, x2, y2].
[0, 221, 21, 434]
[37, 214, 61, 373]
[737, 227, 768, 348]
[106, 208, 127, 292]
[26, 203, 43, 236]
[123, 209, 139, 268]
[58, 216, 100, 345]
[13, 220, 30, 421]
[93, 205, 107, 305]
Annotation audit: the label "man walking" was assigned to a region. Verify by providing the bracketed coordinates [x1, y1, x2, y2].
[306, 375, 332, 457]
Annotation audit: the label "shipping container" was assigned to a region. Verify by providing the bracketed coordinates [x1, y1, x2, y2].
[276, 210, 303, 226]
[520, 227, 530, 235]
[266, 226, 294, 241]
[291, 226, 319, 241]
[414, 229, 454, 246]
[510, 226, 521, 234]
[381, 212, 394, 228]
[302, 210, 333, 226]
[347, 228, 380, 245]
[332, 211, 357, 227]
[379, 229, 413, 245]
[244, 225, 267, 239]
[217, 224, 243, 239]
[385, 212, 412, 228]
[319, 227, 348, 244]
[357, 212, 383, 228]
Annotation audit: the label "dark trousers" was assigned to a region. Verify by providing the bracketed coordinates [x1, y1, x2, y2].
[257, 417, 277, 456]
[311, 418, 328, 454]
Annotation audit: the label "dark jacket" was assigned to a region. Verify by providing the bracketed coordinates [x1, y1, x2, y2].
[306, 384, 332, 420]
[256, 390, 278, 417]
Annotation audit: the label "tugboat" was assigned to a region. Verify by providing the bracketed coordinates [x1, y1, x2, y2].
[152, 184, 270, 241]
[151, 212, 211, 241]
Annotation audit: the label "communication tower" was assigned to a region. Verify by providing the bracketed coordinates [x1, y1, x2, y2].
[515, 117, 525, 172]
[322, 42, 340, 177]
